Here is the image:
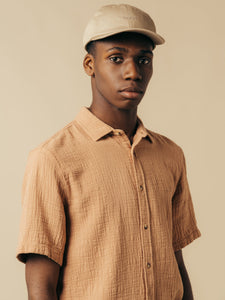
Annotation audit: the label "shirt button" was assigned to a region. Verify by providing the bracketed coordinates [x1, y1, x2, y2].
[144, 224, 148, 230]
[114, 131, 121, 136]
[140, 185, 143, 191]
[147, 262, 151, 269]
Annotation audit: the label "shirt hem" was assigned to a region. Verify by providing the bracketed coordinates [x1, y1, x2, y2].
[16, 244, 63, 266]
[173, 227, 201, 252]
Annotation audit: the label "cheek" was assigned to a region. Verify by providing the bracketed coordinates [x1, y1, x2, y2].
[144, 67, 153, 84]
[95, 67, 119, 91]
[94, 72, 114, 99]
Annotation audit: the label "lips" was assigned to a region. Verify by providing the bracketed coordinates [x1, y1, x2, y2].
[120, 87, 143, 93]
[119, 86, 143, 99]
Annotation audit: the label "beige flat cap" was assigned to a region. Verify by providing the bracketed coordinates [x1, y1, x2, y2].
[83, 4, 165, 50]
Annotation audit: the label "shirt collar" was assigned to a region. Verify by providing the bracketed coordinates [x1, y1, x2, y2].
[74, 106, 153, 143]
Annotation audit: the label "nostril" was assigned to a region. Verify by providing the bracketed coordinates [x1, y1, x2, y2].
[123, 65, 142, 81]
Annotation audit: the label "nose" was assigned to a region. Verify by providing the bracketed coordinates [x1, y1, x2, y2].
[123, 59, 142, 81]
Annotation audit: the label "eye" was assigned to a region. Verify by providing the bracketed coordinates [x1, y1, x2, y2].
[138, 57, 151, 65]
[109, 56, 123, 63]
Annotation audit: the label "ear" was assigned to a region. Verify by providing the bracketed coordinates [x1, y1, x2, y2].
[83, 54, 95, 77]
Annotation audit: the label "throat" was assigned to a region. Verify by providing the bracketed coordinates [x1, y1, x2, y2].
[88, 104, 138, 138]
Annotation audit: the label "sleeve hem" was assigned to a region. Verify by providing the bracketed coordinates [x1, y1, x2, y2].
[16, 244, 63, 266]
[173, 227, 201, 252]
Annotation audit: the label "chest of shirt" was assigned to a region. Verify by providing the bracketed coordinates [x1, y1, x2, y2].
[61, 135, 180, 219]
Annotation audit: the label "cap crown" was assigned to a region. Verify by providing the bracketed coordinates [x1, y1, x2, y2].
[83, 4, 165, 49]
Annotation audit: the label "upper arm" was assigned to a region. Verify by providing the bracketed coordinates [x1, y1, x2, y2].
[174, 249, 184, 267]
[16, 149, 67, 266]
[25, 254, 60, 299]
[172, 149, 201, 252]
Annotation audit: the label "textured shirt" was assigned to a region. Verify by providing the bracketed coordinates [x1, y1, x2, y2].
[16, 106, 201, 300]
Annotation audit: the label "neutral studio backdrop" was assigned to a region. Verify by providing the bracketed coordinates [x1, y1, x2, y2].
[1, 0, 224, 299]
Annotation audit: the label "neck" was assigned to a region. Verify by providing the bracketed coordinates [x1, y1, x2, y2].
[88, 101, 138, 141]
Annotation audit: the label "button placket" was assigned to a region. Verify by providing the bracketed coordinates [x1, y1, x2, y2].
[131, 149, 154, 297]
[114, 130, 135, 149]
[113, 130, 131, 149]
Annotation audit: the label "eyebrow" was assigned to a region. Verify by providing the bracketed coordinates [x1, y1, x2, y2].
[106, 47, 153, 55]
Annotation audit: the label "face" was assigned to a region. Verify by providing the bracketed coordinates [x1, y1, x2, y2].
[84, 32, 154, 111]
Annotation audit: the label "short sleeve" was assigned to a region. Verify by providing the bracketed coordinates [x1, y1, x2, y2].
[16, 148, 67, 266]
[172, 150, 201, 252]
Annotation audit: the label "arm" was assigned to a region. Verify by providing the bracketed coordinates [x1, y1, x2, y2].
[175, 249, 194, 300]
[25, 254, 60, 300]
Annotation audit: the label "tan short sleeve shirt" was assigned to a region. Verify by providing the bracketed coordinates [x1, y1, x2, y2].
[17, 106, 201, 300]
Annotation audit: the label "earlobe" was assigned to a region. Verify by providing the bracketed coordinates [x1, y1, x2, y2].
[83, 54, 95, 77]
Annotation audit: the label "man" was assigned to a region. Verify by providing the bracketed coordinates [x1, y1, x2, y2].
[16, 4, 201, 300]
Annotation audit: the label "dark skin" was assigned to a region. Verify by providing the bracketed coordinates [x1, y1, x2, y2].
[25, 32, 193, 299]
[84, 33, 154, 144]
[25, 254, 59, 300]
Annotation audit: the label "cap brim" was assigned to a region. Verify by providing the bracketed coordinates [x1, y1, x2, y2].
[84, 28, 165, 49]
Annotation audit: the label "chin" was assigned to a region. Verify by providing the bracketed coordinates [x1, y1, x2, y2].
[115, 100, 141, 111]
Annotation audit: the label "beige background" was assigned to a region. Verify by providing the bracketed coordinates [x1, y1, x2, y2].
[1, 0, 224, 299]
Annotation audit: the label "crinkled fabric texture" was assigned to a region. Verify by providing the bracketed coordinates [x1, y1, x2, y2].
[17, 106, 201, 300]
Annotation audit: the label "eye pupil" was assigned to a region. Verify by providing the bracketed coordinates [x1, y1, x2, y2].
[110, 57, 122, 63]
[139, 58, 150, 65]
[109, 56, 151, 64]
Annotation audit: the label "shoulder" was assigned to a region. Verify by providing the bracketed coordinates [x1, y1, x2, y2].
[147, 129, 184, 155]
[37, 121, 75, 152]
[145, 128, 187, 173]
[27, 119, 81, 169]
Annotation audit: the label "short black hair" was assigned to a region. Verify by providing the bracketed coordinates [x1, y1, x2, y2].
[85, 32, 155, 56]
[86, 41, 97, 57]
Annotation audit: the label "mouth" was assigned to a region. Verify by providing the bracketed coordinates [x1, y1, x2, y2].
[119, 87, 144, 99]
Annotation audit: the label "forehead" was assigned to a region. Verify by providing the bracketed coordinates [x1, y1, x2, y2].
[95, 32, 154, 53]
